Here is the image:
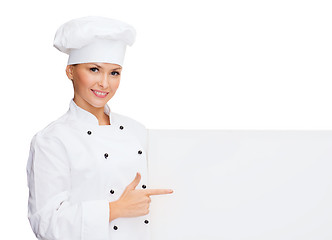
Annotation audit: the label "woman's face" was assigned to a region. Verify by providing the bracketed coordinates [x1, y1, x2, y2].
[66, 62, 122, 109]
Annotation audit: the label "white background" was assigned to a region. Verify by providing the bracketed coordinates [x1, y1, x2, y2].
[0, 0, 331, 239]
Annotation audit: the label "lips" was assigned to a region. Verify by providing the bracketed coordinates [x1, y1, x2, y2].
[91, 89, 109, 98]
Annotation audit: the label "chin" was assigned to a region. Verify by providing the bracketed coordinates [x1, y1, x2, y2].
[85, 97, 107, 108]
[91, 101, 107, 108]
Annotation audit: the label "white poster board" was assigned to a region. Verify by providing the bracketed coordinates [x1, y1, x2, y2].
[147, 130, 332, 240]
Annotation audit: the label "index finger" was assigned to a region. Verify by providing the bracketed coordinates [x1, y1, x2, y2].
[144, 189, 174, 196]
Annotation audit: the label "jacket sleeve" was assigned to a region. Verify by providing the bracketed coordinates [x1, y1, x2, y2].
[26, 132, 110, 240]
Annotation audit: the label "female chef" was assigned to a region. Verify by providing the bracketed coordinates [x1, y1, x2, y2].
[26, 16, 173, 240]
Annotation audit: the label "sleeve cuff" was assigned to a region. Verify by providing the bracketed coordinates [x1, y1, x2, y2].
[82, 199, 109, 240]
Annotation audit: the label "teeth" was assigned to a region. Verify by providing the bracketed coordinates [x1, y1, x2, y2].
[93, 90, 107, 96]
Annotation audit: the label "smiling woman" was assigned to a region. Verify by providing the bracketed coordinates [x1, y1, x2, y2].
[26, 16, 173, 240]
[65, 62, 123, 125]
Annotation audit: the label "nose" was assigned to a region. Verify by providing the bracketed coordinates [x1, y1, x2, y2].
[98, 73, 109, 88]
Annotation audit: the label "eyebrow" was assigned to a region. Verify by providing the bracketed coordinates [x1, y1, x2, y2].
[92, 63, 122, 70]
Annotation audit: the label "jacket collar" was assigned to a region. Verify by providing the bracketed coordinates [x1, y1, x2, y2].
[68, 98, 112, 125]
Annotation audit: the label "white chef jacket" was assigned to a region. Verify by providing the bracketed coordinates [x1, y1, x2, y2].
[26, 98, 151, 240]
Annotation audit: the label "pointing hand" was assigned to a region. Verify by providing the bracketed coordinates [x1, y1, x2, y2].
[109, 172, 173, 221]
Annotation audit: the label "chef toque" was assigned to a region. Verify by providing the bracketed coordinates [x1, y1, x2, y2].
[53, 16, 136, 66]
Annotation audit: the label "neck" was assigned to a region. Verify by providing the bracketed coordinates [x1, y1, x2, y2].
[73, 95, 110, 125]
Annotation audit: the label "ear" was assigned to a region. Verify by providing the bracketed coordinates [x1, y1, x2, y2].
[65, 65, 74, 80]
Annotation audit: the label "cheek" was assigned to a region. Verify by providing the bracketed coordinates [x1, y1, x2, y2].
[111, 78, 121, 90]
[76, 72, 95, 90]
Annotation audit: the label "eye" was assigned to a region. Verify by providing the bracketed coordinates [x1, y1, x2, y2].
[111, 71, 120, 76]
[90, 67, 99, 72]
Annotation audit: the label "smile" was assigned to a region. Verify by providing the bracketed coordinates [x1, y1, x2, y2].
[91, 89, 109, 98]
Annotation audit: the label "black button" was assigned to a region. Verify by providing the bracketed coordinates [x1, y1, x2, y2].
[113, 225, 118, 230]
[87, 131, 92, 135]
[142, 185, 146, 189]
[119, 125, 124, 130]
[110, 189, 114, 194]
[104, 153, 108, 159]
[138, 150, 142, 154]
[144, 220, 149, 224]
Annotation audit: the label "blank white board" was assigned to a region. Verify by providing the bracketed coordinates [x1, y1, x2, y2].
[147, 130, 332, 240]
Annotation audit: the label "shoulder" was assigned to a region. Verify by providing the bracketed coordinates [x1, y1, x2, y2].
[28, 113, 70, 169]
[30, 111, 71, 146]
[27, 123, 70, 179]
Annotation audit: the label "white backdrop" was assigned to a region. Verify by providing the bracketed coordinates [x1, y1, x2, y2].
[148, 130, 332, 239]
[0, 0, 332, 239]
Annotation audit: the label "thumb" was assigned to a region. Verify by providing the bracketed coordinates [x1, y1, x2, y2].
[125, 172, 141, 191]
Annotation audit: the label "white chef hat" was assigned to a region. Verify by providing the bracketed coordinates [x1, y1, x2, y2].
[53, 16, 136, 66]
